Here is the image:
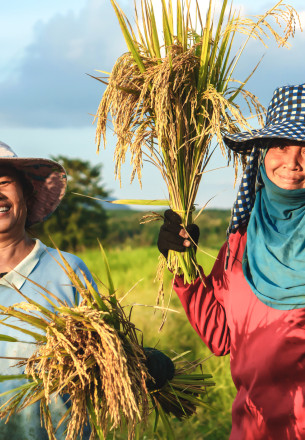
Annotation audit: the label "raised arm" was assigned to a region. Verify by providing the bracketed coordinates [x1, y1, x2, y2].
[158, 210, 231, 356]
[173, 242, 231, 356]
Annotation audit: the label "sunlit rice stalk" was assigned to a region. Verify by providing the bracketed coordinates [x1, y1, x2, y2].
[0, 246, 215, 439]
[93, 0, 300, 286]
[0, 249, 149, 440]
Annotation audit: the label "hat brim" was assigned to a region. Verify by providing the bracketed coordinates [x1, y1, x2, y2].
[223, 120, 305, 155]
[0, 157, 67, 226]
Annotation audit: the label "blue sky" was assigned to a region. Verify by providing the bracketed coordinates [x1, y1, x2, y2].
[1, 0, 305, 209]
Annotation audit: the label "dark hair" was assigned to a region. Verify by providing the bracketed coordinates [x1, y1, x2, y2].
[16, 170, 34, 199]
[2, 166, 34, 229]
[15, 168, 35, 229]
[2, 165, 34, 198]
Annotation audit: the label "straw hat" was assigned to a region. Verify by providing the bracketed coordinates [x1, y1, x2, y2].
[224, 83, 305, 155]
[0, 141, 67, 226]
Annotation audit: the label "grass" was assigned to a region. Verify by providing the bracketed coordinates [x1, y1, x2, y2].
[78, 245, 236, 439]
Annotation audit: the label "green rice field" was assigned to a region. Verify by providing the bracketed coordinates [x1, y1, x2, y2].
[78, 245, 236, 439]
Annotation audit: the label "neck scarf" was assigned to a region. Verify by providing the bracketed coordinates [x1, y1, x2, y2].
[243, 165, 305, 310]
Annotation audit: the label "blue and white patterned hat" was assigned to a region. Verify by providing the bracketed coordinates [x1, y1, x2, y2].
[225, 83, 305, 236]
[227, 145, 262, 235]
[224, 83, 305, 155]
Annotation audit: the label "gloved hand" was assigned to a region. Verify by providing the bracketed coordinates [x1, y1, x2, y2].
[144, 347, 175, 391]
[157, 209, 200, 259]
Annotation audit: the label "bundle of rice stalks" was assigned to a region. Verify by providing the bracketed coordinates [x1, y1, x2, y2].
[93, 0, 300, 284]
[0, 246, 215, 440]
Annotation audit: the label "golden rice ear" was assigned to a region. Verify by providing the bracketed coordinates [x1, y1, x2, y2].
[0, 291, 149, 439]
[93, 0, 299, 287]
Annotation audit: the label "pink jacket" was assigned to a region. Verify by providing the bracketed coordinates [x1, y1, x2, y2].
[174, 228, 305, 439]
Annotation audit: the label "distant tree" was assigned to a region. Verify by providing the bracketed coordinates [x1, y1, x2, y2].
[31, 156, 109, 251]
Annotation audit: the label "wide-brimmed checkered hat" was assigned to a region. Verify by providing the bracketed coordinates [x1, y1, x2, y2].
[224, 83, 305, 155]
[225, 83, 305, 238]
[0, 141, 67, 226]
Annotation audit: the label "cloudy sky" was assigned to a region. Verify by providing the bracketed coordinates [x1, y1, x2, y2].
[1, 0, 305, 209]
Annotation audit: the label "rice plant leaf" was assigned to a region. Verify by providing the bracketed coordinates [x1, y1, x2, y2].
[0, 320, 47, 342]
[224, 1, 283, 88]
[72, 192, 169, 206]
[137, 0, 156, 57]
[0, 334, 19, 342]
[110, 0, 146, 74]
[161, 0, 173, 53]
[218, 27, 236, 91]
[176, 253, 192, 284]
[153, 404, 160, 432]
[171, 378, 216, 387]
[0, 374, 31, 383]
[17, 387, 48, 407]
[169, 387, 213, 408]
[135, 1, 149, 51]
[22, 289, 63, 314]
[214, 16, 233, 90]
[0, 305, 47, 331]
[86, 73, 109, 86]
[78, 267, 111, 313]
[228, 56, 264, 102]
[174, 373, 214, 380]
[207, 0, 228, 84]
[155, 400, 175, 440]
[86, 396, 105, 440]
[9, 288, 62, 325]
[167, 0, 174, 36]
[104, 199, 170, 206]
[197, 0, 213, 93]
[97, 241, 120, 330]
[176, 0, 183, 46]
[97, 241, 116, 298]
[0, 380, 38, 398]
[46, 243, 92, 305]
[94, 69, 111, 75]
[12, 273, 67, 308]
[54, 405, 71, 431]
[148, 1, 162, 60]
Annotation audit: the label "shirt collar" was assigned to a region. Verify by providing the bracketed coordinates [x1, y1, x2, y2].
[0, 239, 47, 290]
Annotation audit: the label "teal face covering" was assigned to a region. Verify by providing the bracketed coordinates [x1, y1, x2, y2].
[243, 164, 305, 310]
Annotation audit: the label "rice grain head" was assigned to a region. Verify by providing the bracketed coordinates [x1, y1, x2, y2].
[23, 305, 149, 439]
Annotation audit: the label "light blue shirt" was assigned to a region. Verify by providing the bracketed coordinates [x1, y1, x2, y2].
[0, 239, 96, 439]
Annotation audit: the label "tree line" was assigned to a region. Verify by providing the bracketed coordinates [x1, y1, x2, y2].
[30, 156, 108, 251]
[30, 156, 230, 252]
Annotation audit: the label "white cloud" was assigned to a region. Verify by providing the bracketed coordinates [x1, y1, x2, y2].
[0, 0, 132, 128]
[1, 0, 305, 135]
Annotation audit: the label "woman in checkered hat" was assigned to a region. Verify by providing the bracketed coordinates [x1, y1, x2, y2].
[158, 83, 305, 439]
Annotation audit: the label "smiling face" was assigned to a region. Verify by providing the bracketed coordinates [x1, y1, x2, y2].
[0, 166, 28, 237]
[264, 141, 305, 190]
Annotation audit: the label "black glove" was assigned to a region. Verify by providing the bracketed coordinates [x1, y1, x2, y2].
[157, 209, 200, 259]
[144, 347, 175, 391]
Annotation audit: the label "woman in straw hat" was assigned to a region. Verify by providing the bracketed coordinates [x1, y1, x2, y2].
[158, 83, 305, 439]
[0, 142, 174, 439]
[0, 142, 96, 439]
